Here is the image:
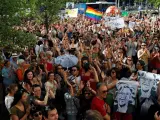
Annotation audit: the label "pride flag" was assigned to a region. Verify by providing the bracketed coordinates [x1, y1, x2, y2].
[85, 7, 103, 21]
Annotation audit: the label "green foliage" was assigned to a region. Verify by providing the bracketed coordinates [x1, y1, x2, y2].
[0, 0, 37, 52]
[30, 0, 68, 24]
[0, 30, 37, 52]
[148, 0, 160, 7]
[0, 0, 75, 52]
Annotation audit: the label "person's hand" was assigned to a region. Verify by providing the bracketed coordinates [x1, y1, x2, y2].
[77, 51, 82, 59]
[144, 48, 148, 52]
[66, 80, 72, 88]
[79, 81, 85, 90]
[55, 46, 60, 52]
[154, 53, 158, 58]
[86, 81, 91, 90]
[49, 89, 55, 97]
[93, 59, 98, 66]
[62, 70, 68, 78]
[46, 86, 50, 93]
[90, 65, 96, 71]
[38, 67, 43, 75]
[101, 71, 106, 80]
[154, 111, 160, 120]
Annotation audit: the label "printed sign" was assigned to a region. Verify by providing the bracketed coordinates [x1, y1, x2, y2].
[65, 8, 78, 18]
[77, 3, 86, 14]
[138, 71, 160, 99]
[114, 79, 138, 113]
[105, 17, 125, 30]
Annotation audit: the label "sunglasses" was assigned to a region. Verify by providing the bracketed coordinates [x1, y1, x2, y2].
[72, 69, 77, 72]
[102, 90, 108, 93]
[85, 49, 90, 51]
[118, 51, 123, 53]
[83, 61, 88, 64]
[111, 71, 116, 74]
[58, 67, 63, 69]
[85, 92, 92, 95]
[49, 74, 54, 76]
[34, 112, 42, 117]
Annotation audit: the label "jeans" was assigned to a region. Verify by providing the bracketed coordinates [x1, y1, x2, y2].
[67, 114, 77, 120]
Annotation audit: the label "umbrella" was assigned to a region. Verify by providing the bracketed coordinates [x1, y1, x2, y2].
[55, 54, 78, 68]
[105, 6, 120, 15]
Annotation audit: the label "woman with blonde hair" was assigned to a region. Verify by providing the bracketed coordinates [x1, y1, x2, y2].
[45, 51, 54, 73]
[16, 59, 27, 82]
[5, 84, 18, 111]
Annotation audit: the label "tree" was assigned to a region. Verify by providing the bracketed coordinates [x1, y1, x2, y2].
[148, 0, 160, 9]
[0, 0, 76, 54]
[0, 0, 37, 53]
[147, 0, 160, 14]
[30, 0, 75, 34]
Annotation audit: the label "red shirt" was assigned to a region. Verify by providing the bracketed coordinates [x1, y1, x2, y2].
[46, 62, 53, 72]
[80, 69, 96, 90]
[91, 97, 107, 117]
[150, 54, 160, 69]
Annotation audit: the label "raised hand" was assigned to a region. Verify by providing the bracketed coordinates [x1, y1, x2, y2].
[154, 111, 160, 120]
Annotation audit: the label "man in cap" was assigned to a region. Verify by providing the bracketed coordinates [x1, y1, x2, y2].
[10, 53, 18, 72]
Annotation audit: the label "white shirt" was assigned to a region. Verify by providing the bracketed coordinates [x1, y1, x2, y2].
[68, 75, 81, 85]
[5, 95, 14, 111]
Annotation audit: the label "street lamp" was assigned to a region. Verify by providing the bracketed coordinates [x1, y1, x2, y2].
[116, 0, 120, 8]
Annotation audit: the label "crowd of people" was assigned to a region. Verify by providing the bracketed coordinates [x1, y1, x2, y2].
[0, 12, 160, 120]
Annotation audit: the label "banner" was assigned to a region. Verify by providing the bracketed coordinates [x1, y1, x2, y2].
[66, 2, 74, 9]
[65, 8, 78, 18]
[77, 3, 86, 14]
[104, 16, 119, 21]
[105, 17, 125, 30]
[138, 71, 160, 99]
[85, 7, 102, 21]
[121, 11, 129, 17]
[114, 79, 138, 113]
[138, 71, 160, 116]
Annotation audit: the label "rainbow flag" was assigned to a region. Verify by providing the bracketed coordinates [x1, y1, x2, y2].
[85, 7, 103, 21]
